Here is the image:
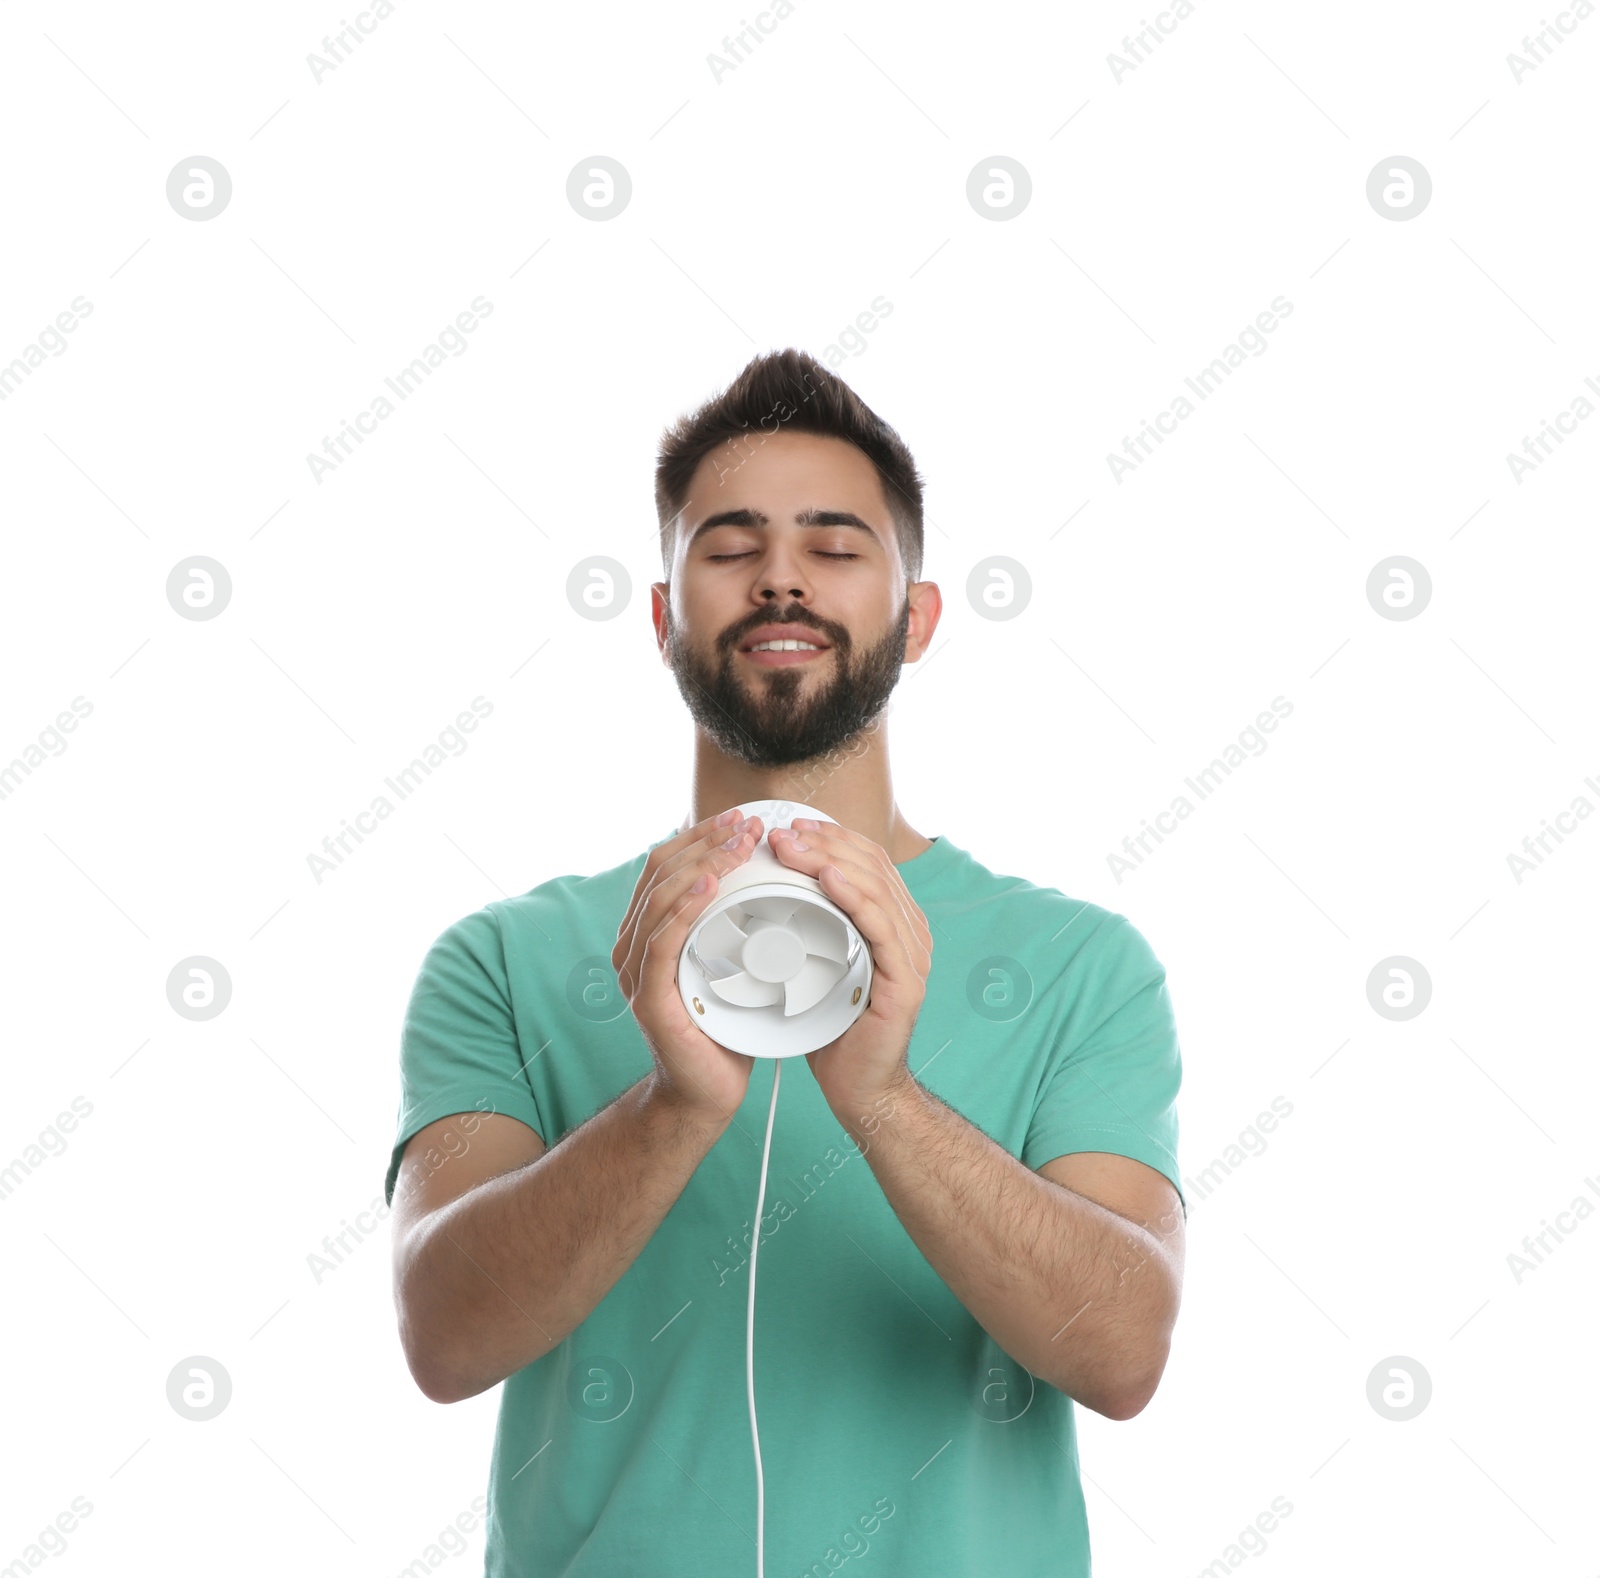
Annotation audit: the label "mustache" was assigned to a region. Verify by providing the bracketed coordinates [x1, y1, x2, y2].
[720, 610, 841, 653]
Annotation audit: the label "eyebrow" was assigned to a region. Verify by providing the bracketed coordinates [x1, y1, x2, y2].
[685, 507, 882, 550]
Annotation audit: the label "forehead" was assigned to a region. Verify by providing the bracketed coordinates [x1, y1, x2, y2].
[681, 429, 890, 526]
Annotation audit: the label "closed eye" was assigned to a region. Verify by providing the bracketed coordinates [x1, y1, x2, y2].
[707, 551, 859, 562]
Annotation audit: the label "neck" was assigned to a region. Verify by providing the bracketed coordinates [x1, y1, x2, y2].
[680, 714, 932, 865]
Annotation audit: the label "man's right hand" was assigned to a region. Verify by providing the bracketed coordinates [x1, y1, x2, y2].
[613, 808, 766, 1125]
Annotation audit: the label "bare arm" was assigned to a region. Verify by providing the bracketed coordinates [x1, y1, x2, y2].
[390, 809, 766, 1405]
[391, 1077, 729, 1404]
[836, 1072, 1185, 1420]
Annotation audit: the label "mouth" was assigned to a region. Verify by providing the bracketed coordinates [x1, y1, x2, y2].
[740, 641, 830, 668]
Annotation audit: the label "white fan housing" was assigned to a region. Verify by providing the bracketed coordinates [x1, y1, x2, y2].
[677, 799, 873, 1058]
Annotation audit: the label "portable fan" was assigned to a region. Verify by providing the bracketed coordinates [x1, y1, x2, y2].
[677, 798, 873, 1058]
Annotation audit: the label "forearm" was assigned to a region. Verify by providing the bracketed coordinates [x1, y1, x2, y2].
[838, 1074, 1178, 1419]
[397, 1073, 728, 1403]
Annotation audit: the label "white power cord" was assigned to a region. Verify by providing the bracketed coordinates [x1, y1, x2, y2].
[747, 1055, 782, 1578]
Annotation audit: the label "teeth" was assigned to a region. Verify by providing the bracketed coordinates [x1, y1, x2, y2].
[750, 639, 821, 652]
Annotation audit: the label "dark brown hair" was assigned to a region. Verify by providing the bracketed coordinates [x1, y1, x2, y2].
[655, 348, 925, 582]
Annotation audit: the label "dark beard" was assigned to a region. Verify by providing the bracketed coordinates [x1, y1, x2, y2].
[664, 596, 910, 768]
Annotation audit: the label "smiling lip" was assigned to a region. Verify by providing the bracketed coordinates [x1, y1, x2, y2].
[742, 644, 829, 667]
[737, 623, 831, 666]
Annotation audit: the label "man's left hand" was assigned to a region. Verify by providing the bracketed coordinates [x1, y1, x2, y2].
[767, 819, 932, 1122]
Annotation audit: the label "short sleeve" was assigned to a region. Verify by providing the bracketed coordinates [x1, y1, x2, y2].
[384, 906, 548, 1207]
[1022, 914, 1185, 1218]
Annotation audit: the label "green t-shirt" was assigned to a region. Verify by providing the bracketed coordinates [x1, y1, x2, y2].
[386, 830, 1184, 1578]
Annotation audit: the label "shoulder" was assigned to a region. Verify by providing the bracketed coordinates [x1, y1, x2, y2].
[420, 847, 649, 960]
[933, 839, 1168, 987]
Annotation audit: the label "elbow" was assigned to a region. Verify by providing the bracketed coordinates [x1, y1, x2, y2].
[394, 1262, 466, 1405]
[410, 1357, 466, 1406]
[399, 1324, 466, 1405]
[1101, 1345, 1172, 1421]
[1065, 1337, 1171, 1421]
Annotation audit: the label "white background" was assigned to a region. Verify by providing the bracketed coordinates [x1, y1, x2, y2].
[1, 0, 1596, 1574]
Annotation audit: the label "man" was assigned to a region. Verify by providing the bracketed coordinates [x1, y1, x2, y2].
[386, 348, 1186, 1577]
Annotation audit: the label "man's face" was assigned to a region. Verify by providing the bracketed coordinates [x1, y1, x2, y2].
[652, 429, 928, 768]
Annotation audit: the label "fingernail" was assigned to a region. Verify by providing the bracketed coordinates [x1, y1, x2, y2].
[715, 808, 739, 826]
[793, 817, 818, 831]
[692, 874, 710, 893]
[720, 830, 745, 850]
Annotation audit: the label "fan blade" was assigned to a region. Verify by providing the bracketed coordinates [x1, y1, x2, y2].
[791, 903, 849, 964]
[740, 894, 800, 925]
[784, 954, 846, 1017]
[707, 971, 785, 1008]
[696, 908, 748, 959]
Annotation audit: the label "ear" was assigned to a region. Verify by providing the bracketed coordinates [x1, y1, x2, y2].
[903, 580, 942, 663]
[650, 581, 671, 663]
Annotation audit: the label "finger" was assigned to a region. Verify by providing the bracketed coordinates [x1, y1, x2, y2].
[770, 826, 925, 958]
[768, 834, 925, 981]
[783, 821, 922, 937]
[616, 821, 763, 992]
[635, 856, 741, 1019]
[810, 863, 928, 994]
[616, 814, 763, 966]
[617, 808, 744, 941]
